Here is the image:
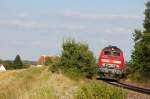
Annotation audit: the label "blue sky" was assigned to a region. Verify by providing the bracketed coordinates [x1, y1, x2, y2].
[0, 0, 148, 61]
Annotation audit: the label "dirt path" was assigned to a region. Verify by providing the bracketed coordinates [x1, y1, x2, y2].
[49, 73, 78, 99]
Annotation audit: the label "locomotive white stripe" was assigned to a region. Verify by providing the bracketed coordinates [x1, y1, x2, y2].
[101, 59, 121, 64]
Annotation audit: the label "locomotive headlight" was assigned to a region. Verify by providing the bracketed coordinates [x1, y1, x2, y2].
[113, 60, 121, 64]
[101, 59, 110, 62]
[116, 65, 120, 68]
[102, 63, 105, 66]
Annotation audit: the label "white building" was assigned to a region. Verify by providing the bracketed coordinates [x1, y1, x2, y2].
[0, 64, 6, 71]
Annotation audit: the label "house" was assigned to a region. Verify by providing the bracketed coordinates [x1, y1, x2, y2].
[0, 64, 6, 71]
[37, 56, 51, 66]
[37, 55, 60, 66]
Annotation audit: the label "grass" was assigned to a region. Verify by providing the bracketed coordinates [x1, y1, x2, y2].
[0, 67, 56, 99]
[76, 81, 127, 99]
[126, 73, 150, 88]
[0, 67, 127, 99]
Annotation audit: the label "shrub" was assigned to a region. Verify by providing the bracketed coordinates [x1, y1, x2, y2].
[58, 39, 97, 79]
[76, 83, 126, 99]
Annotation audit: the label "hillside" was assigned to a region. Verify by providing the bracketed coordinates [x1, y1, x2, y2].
[0, 67, 126, 99]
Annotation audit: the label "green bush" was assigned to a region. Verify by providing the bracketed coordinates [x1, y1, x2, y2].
[76, 83, 126, 99]
[62, 39, 97, 78]
[57, 39, 97, 79]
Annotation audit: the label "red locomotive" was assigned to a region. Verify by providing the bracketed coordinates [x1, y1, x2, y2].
[98, 45, 125, 80]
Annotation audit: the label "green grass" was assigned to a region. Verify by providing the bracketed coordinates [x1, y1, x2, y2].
[126, 72, 150, 88]
[76, 82, 127, 99]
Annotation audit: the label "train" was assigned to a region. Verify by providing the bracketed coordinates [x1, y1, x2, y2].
[98, 45, 125, 80]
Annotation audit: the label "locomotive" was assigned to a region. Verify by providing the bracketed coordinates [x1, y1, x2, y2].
[98, 45, 125, 80]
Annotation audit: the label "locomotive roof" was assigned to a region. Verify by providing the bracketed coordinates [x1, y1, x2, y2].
[103, 46, 121, 51]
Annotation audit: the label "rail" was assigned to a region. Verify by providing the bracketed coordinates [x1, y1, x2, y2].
[103, 80, 150, 95]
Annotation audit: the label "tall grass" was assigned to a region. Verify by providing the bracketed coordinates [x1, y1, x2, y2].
[0, 67, 127, 99]
[0, 67, 56, 99]
[76, 82, 127, 99]
[0, 67, 79, 99]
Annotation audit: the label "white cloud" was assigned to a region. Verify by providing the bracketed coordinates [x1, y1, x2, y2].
[103, 27, 131, 34]
[0, 19, 131, 34]
[0, 11, 141, 34]
[16, 13, 28, 18]
[0, 19, 48, 29]
[58, 10, 142, 21]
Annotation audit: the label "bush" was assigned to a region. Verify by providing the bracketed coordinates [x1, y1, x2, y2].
[58, 39, 97, 79]
[124, 61, 133, 76]
[61, 40, 96, 78]
[76, 83, 126, 99]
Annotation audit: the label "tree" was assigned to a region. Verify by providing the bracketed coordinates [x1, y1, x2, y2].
[143, 1, 150, 33]
[59, 39, 97, 79]
[13, 55, 23, 69]
[3, 60, 13, 70]
[131, 1, 150, 79]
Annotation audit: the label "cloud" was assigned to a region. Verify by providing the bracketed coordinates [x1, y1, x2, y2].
[0, 19, 131, 34]
[0, 11, 141, 34]
[0, 19, 48, 29]
[16, 13, 28, 18]
[58, 10, 142, 21]
[11, 40, 58, 48]
[102, 27, 131, 34]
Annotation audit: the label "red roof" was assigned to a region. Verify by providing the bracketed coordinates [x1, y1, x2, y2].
[37, 56, 50, 65]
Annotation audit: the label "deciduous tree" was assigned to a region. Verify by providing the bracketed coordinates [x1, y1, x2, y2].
[131, 1, 150, 79]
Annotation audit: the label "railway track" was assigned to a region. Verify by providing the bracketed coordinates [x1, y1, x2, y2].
[104, 80, 150, 95]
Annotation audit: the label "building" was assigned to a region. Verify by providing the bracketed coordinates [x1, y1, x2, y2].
[37, 55, 59, 66]
[0, 64, 6, 71]
[37, 56, 51, 66]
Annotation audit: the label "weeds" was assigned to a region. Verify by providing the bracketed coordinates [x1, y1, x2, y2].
[0, 67, 56, 99]
[76, 82, 126, 99]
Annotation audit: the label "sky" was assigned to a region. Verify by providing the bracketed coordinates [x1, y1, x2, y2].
[0, 0, 148, 61]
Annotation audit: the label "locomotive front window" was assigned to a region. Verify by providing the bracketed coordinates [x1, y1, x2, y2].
[112, 52, 120, 56]
[104, 51, 111, 56]
[104, 51, 120, 56]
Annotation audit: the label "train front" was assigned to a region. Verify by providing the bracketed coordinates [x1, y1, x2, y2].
[98, 46, 125, 79]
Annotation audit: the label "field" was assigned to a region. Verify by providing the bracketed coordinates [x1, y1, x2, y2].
[0, 67, 126, 99]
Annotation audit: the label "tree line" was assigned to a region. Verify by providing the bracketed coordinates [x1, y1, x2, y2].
[0, 55, 23, 69]
[130, 1, 150, 80]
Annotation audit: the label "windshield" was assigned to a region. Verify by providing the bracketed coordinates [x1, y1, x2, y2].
[104, 51, 120, 56]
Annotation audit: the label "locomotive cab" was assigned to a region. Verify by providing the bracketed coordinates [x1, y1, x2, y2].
[98, 46, 125, 79]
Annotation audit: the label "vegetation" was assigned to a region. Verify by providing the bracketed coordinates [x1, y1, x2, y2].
[131, 1, 150, 80]
[13, 55, 24, 69]
[44, 56, 60, 66]
[76, 83, 126, 99]
[0, 59, 36, 70]
[0, 67, 127, 99]
[49, 39, 97, 79]
[23, 60, 36, 65]
[0, 59, 14, 70]
[0, 55, 25, 70]
[0, 67, 56, 99]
